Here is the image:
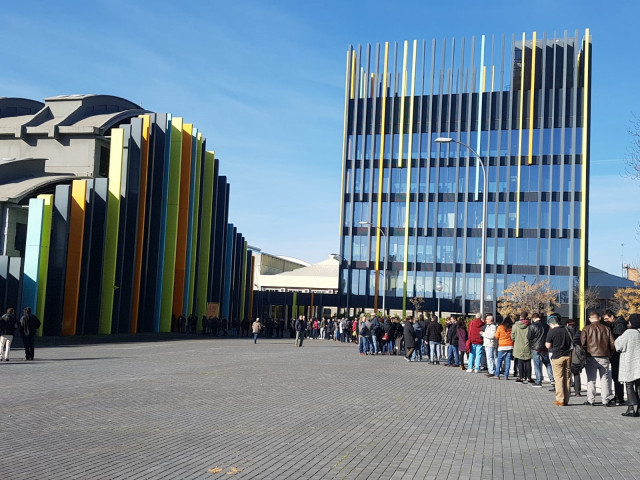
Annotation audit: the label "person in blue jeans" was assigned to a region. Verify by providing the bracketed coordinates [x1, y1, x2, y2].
[445, 317, 459, 366]
[412, 320, 424, 361]
[528, 313, 555, 387]
[467, 314, 485, 373]
[426, 316, 444, 364]
[251, 318, 262, 344]
[494, 318, 514, 379]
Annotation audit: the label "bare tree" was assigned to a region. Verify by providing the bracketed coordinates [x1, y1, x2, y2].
[409, 296, 425, 316]
[573, 285, 601, 314]
[626, 114, 640, 179]
[498, 280, 559, 319]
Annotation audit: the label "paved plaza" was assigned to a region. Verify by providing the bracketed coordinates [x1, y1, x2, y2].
[1, 336, 639, 479]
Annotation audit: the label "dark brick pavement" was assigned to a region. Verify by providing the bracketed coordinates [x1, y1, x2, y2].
[1, 337, 638, 479]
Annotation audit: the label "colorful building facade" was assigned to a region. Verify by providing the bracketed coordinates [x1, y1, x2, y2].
[0, 95, 252, 335]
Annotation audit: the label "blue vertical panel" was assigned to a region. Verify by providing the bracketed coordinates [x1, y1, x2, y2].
[153, 114, 173, 332]
[78, 179, 108, 334]
[43, 185, 71, 336]
[138, 113, 168, 333]
[221, 224, 234, 322]
[210, 177, 228, 304]
[113, 120, 142, 333]
[21, 198, 44, 314]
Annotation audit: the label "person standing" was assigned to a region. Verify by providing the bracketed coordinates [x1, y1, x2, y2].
[545, 316, 573, 406]
[615, 314, 640, 417]
[19, 307, 40, 361]
[511, 313, 533, 383]
[456, 318, 469, 370]
[581, 311, 616, 406]
[466, 313, 485, 373]
[529, 313, 554, 388]
[403, 317, 416, 362]
[370, 316, 381, 354]
[295, 315, 306, 347]
[567, 319, 585, 397]
[482, 314, 498, 377]
[445, 317, 459, 367]
[1, 308, 19, 362]
[494, 317, 514, 380]
[604, 309, 628, 405]
[412, 318, 424, 362]
[426, 316, 443, 365]
[252, 318, 262, 344]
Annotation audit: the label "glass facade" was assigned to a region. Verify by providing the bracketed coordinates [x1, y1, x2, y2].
[339, 30, 591, 320]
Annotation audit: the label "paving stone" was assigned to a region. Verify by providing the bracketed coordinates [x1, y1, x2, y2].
[1, 337, 639, 479]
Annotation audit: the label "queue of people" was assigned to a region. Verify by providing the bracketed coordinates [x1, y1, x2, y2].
[348, 309, 640, 417]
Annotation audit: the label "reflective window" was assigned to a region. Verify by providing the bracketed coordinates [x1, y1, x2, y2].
[467, 202, 482, 228]
[552, 165, 561, 192]
[469, 166, 485, 193]
[563, 164, 573, 192]
[550, 201, 560, 229]
[573, 239, 581, 266]
[410, 167, 418, 193]
[383, 168, 390, 194]
[392, 168, 407, 193]
[363, 168, 371, 194]
[574, 201, 581, 229]
[439, 167, 456, 193]
[458, 165, 467, 193]
[427, 202, 436, 228]
[408, 236, 416, 262]
[388, 236, 404, 262]
[575, 164, 582, 191]
[437, 236, 454, 263]
[508, 202, 517, 228]
[466, 273, 480, 300]
[419, 167, 428, 193]
[345, 167, 352, 194]
[437, 202, 456, 228]
[390, 203, 406, 228]
[356, 135, 363, 160]
[342, 235, 352, 262]
[372, 168, 379, 193]
[364, 134, 372, 160]
[466, 237, 482, 264]
[429, 167, 437, 193]
[354, 168, 362, 193]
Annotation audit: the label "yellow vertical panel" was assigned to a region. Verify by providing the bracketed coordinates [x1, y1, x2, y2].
[374, 42, 390, 312]
[481, 66, 487, 92]
[397, 41, 408, 168]
[579, 28, 590, 328]
[528, 32, 537, 165]
[350, 51, 356, 99]
[515, 32, 526, 238]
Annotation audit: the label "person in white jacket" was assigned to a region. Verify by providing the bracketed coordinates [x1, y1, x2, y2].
[482, 314, 498, 377]
[615, 314, 640, 417]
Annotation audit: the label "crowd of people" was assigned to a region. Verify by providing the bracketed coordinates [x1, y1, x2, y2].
[0, 307, 41, 362]
[251, 309, 640, 417]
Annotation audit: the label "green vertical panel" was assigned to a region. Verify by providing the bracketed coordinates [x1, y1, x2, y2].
[239, 241, 247, 322]
[99, 128, 125, 334]
[187, 132, 203, 317]
[293, 292, 298, 318]
[159, 117, 183, 332]
[21, 198, 44, 319]
[195, 151, 215, 320]
[35, 194, 53, 336]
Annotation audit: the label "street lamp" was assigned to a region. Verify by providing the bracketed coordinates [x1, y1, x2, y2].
[434, 137, 488, 317]
[436, 281, 443, 321]
[359, 221, 388, 315]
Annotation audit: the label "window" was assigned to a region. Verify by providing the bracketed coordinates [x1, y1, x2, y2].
[437, 236, 454, 263]
[437, 202, 455, 228]
[390, 203, 406, 228]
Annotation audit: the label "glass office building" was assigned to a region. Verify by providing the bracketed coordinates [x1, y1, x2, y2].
[338, 30, 591, 322]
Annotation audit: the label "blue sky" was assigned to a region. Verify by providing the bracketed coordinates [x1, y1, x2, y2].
[2, 0, 639, 276]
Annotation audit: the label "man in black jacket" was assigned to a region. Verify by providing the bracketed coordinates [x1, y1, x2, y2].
[19, 307, 41, 361]
[529, 313, 554, 388]
[445, 317, 459, 367]
[295, 315, 306, 347]
[604, 309, 627, 405]
[1, 308, 19, 361]
[403, 317, 416, 362]
[426, 317, 443, 365]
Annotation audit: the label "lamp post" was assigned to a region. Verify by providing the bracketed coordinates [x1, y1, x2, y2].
[359, 221, 387, 315]
[434, 137, 488, 317]
[436, 281, 443, 320]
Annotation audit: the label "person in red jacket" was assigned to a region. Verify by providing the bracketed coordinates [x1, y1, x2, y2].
[467, 313, 485, 373]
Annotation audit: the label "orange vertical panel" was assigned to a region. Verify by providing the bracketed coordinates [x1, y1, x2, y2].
[130, 115, 151, 333]
[61, 180, 87, 336]
[172, 123, 193, 317]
